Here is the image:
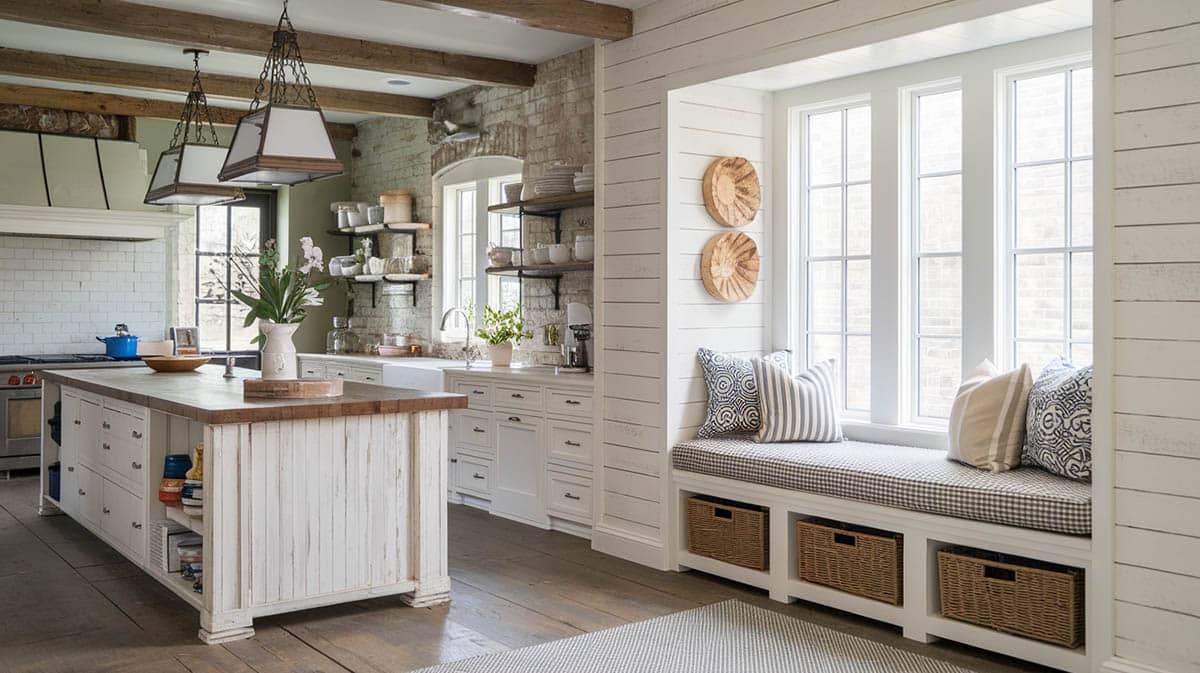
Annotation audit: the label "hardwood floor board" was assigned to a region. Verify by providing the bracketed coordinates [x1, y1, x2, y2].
[89, 574, 204, 639]
[220, 625, 355, 673]
[446, 578, 585, 649]
[76, 559, 146, 582]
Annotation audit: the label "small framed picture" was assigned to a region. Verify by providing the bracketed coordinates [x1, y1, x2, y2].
[171, 327, 199, 354]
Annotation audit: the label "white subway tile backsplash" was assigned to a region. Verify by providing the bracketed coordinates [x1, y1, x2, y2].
[0, 235, 167, 354]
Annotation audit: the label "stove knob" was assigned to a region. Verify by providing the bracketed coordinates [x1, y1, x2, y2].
[22, 374, 35, 385]
[6, 375, 18, 386]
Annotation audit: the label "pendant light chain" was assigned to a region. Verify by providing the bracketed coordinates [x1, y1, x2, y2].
[250, 0, 321, 112]
[169, 49, 223, 150]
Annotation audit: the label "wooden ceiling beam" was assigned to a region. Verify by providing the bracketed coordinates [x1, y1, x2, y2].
[0, 83, 359, 141]
[0, 48, 434, 119]
[383, 0, 633, 41]
[0, 0, 536, 88]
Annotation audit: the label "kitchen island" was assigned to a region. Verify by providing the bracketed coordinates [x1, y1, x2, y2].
[38, 366, 466, 643]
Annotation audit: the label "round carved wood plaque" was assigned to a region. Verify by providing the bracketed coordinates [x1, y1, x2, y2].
[701, 156, 760, 228]
[700, 232, 759, 302]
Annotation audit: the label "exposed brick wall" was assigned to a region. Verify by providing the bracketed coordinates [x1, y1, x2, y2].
[347, 47, 595, 364]
[0, 104, 129, 138]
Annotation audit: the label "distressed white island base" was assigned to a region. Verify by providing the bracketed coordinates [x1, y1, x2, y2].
[38, 367, 466, 644]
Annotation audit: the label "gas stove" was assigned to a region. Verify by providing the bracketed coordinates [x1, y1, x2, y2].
[0, 354, 130, 387]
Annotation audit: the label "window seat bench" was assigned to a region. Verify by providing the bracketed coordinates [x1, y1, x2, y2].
[671, 437, 1091, 536]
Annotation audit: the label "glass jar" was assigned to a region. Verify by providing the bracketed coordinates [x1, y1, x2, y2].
[326, 316, 359, 354]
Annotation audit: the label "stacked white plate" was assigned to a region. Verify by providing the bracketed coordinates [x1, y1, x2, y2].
[573, 165, 594, 193]
[535, 165, 581, 197]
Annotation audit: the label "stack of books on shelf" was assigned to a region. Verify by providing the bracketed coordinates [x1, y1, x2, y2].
[181, 479, 203, 518]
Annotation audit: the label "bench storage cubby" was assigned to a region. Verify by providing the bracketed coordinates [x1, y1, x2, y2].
[686, 496, 768, 570]
[796, 518, 902, 605]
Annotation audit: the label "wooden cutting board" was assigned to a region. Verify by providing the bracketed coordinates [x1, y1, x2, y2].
[244, 378, 344, 399]
[700, 232, 760, 302]
[701, 156, 761, 228]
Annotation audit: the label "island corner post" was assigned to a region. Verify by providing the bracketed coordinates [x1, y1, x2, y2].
[37, 367, 466, 643]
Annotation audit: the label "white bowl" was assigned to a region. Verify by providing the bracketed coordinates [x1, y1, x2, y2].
[548, 244, 572, 265]
[340, 263, 362, 276]
[574, 241, 594, 262]
[347, 211, 368, 226]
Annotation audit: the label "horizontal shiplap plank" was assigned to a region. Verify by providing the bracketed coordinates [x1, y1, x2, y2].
[1113, 0, 1200, 38]
[1115, 637, 1200, 673]
[676, 227, 764, 252]
[1116, 526, 1200, 577]
[601, 278, 661, 303]
[1115, 339, 1200, 379]
[1115, 602, 1200, 665]
[675, 153, 765, 181]
[676, 127, 765, 162]
[600, 349, 663, 377]
[674, 302, 765, 329]
[676, 326, 766, 354]
[604, 253, 663, 279]
[1116, 489, 1200, 538]
[1115, 451, 1200, 499]
[604, 373, 663, 403]
[1116, 413, 1200, 460]
[602, 419, 660, 453]
[602, 78, 664, 115]
[676, 101, 765, 137]
[674, 203, 764, 230]
[1114, 302, 1200, 340]
[605, 104, 661, 138]
[1114, 264, 1200, 301]
[1115, 184, 1200, 225]
[604, 397, 662, 427]
[603, 466, 660, 501]
[673, 280, 765, 305]
[1115, 63, 1200, 112]
[605, 228, 662, 256]
[604, 491, 661, 527]
[1115, 223, 1200, 263]
[604, 326, 664, 352]
[1115, 564, 1200, 619]
[677, 400, 707, 430]
[1115, 22, 1200, 75]
[606, 154, 661, 184]
[1115, 376, 1200, 420]
[605, 179, 661, 208]
[1116, 103, 1200, 150]
[604, 203, 662, 232]
[602, 442, 661, 475]
[602, 301, 666, 328]
[675, 375, 708, 404]
[606, 129, 663, 160]
[1116, 144, 1200, 188]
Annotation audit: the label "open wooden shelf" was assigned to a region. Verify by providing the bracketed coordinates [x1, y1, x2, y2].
[164, 502, 203, 535]
[488, 191, 594, 215]
[485, 261, 592, 278]
[326, 222, 431, 236]
[352, 273, 430, 283]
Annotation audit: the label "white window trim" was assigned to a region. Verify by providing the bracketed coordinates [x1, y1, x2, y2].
[996, 55, 1093, 371]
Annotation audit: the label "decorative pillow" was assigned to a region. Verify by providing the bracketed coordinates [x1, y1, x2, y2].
[1023, 358, 1093, 482]
[696, 348, 790, 437]
[947, 360, 1033, 472]
[751, 357, 842, 443]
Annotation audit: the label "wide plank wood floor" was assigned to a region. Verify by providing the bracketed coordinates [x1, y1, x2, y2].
[0, 476, 1047, 673]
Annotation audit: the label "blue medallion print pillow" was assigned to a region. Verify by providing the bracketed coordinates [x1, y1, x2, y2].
[1022, 358, 1093, 482]
[696, 348, 791, 438]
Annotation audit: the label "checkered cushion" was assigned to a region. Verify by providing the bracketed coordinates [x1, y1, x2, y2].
[672, 438, 1091, 535]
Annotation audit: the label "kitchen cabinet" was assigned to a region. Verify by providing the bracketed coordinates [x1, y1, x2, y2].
[297, 356, 383, 384]
[101, 477, 144, 559]
[492, 412, 543, 524]
[78, 464, 102, 526]
[59, 390, 80, 517]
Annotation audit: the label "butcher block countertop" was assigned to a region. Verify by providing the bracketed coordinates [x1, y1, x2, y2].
[42, 365, 467, 424]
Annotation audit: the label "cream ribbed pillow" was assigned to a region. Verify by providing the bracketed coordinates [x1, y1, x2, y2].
[947, 360, 1033, 472]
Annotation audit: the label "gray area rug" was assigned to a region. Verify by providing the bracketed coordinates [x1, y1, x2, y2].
[413, 599, 975, 672]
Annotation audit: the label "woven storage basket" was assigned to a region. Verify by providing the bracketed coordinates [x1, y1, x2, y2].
[938, 547, 1085, 648]
[686, 496, 768, 570]
[796, 518, 903, 605]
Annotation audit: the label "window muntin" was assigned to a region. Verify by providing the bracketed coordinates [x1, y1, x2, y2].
[910, 88, 962, 422]
[195, 191, 275, 354]
[802, 103, 872, 414]
[1005, 65, 1093, 373]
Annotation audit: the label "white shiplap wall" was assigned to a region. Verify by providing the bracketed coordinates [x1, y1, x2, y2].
[1110, 1, 1200, 671]
[594, 0, 1015, 568]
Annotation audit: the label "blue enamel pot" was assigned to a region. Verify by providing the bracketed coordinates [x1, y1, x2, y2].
[96, 334, 139, 359]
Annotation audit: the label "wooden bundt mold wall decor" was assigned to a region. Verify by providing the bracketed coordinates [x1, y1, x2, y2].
[702, 156, 761, 228]
[701, 232, 760, 302]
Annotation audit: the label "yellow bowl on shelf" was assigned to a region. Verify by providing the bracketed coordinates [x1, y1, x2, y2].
[143, 355, 211, 373]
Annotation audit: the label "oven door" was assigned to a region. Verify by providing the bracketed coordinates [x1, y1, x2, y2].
[1, 388, 42, 458]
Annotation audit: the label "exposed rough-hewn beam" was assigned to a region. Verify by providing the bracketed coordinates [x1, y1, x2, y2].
[0, 48, 434, 119]
[0, 83, 358, 141]
[0, 0, 536, 88]
[384, 0, 632, 40]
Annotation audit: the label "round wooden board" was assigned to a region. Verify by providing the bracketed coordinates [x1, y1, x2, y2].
[244, 378, 344, 399]
[702, 156, 761, 228]
[700, 232, 760, 302]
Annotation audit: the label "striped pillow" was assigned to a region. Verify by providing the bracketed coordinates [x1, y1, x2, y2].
[947, 360, 1033, 472]
[751, 358, 842, 443]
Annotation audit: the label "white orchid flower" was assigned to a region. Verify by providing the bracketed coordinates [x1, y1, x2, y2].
[301, 287, 324, 307]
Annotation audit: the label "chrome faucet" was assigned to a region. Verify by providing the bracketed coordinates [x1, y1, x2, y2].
[439, 307, 479, 368]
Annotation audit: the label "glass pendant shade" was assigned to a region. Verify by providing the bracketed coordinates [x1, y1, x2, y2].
[146, 143, 245, 206]
[219, 1, 344, 186]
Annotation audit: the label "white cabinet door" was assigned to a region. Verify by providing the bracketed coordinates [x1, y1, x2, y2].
[102, 479, 143, 560]
[492, 412, 545, 524]
[77, 397, 102, 469]
[78, 466, 102, 526]
[59, 392, 80, 516]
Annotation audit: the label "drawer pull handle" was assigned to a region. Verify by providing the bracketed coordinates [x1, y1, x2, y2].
[473, 427, 486, 433]
[564, 440, 581, 447]
[833, 533, 857, 547]
[450, 458, 458, 463]
[73, 419, 81, 426]
[564, 399, 582, 405]
[563, 492, 581, 500]
[101, 421, 111, 429]
[472, 473, 485, 480]
[510, 393, 524, 399]
[713, 507, 733, 519]
[102, 442, 111, 451]
[983, 565, 1017, 582]
[131, 522, 143, 530]
[131, 430, 143, 439]
[131, 461, 142, 470]
[78, 489, 85, 496]
[507, 416, 522, 423]
[102, 506, 111, 514]
[67, 466, 74, 472]
[472, 389, 485, 395]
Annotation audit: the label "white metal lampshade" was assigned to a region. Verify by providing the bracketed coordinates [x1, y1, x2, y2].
[146, 143, 245, 206]
[218, 104, 343, 185]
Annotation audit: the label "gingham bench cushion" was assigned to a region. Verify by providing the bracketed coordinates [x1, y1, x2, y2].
[671, 438, 1091, 535]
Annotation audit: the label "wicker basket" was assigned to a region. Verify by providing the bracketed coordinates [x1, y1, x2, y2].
[796, 518, 903, 605]
[938, 547, 1085, 648]
[686, 496, 768, 570]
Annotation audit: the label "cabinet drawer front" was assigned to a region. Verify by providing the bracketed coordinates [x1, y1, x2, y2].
[548, 421, 592, 465]
[327, 364, 352, 380]
[300, 361, 327, 379]
[347, 366, 383, 384]
[454, 381, 492, 409]
[547, 472, 592, 521]
[455, 455, 492, 496]
[101, 478, 144, 559]
[78, 466, 102, 525]
[456, 410, 493, 449]
[547, 389, 592, 418]
[495, 385, 542, 411]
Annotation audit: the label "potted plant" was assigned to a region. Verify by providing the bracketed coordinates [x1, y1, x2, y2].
[475, 304, 531, 367]
[221, 237, 331, 379]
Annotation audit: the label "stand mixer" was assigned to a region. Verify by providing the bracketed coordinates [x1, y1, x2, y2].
[559, 302, 592, 373]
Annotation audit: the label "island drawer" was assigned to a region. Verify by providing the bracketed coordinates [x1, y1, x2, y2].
[454, 381, 492, 409]
[454, 454, 492, 497]
[347, 366, 382, 385]
[547, 420, 592, 465]
[547, 470, 592, 523]
[495, 385, 542, 411]
[300, 361, 327, 379]
[546, 389, 592, 418]
[455, 410, 493, 449]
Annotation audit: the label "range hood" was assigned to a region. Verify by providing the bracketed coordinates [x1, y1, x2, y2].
[0, 130, 188, 240]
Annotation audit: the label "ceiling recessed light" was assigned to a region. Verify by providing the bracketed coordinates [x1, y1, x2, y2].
[386, 79, 411, 87]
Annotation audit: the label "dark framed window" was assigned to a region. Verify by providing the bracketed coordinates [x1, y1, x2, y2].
[195, 190, 276, 356]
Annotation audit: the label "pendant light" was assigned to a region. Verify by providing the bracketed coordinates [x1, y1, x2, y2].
[144, 49, 246, 206]
[218, 0, 344, 185]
